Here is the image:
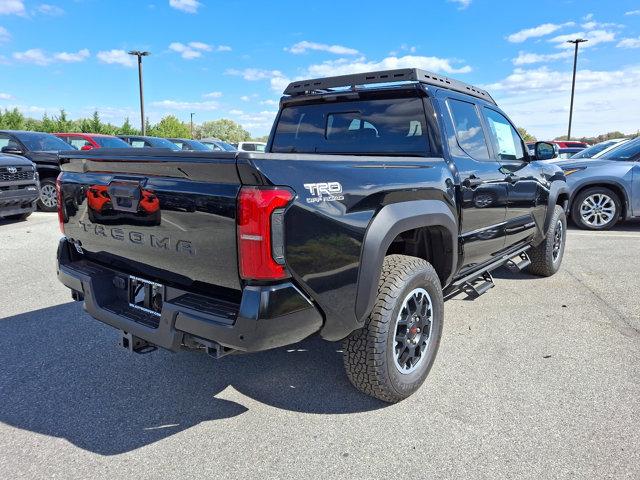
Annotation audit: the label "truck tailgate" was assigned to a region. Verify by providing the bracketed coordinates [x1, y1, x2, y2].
[58, 150, 241, 291]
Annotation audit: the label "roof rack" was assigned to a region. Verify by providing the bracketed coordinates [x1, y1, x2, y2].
[283, 68, 496, 105]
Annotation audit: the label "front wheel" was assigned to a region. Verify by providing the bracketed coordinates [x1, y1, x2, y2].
[343, 255, 444, 403]
[571, 187, 620, 230]
[37, 178, 58, 212]
[527, 205, 567, 277]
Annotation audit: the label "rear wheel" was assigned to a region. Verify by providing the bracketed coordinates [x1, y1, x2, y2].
[37, 178, 58, 212]
[571, 187, 620, 230]
[343, 255, 444, 403]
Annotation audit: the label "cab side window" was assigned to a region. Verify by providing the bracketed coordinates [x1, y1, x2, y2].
[483, 108, 526, 161]
[447, 98, 490, 160]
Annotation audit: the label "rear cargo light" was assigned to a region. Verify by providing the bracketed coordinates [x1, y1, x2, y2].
[237, 186, 293, 280]
[56, 175, 64, 234]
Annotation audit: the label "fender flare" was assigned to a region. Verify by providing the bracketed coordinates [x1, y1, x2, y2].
[355, 200, 458, 321]
[36, 163, 61, 178]
[545, 181, 570, 231]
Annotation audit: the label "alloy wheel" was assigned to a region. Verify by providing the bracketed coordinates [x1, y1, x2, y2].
[40, 183, 58, 209]
[393, 288, 433, 374]
[580, 193, 615, 227]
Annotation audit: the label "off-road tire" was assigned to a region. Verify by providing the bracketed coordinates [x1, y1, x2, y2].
[343, 255, 444, 403]
[527, 205, 566, 277]
[571, 186, 620, 230]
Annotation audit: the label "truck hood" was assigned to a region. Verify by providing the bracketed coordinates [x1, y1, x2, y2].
[0, 153, 35, 167]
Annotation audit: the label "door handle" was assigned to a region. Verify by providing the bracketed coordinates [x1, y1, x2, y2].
[462, 175, 483, 188]
[505, 174, 520, 184]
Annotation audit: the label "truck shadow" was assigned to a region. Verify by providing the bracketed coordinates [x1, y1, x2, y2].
[0, 302, 384, 455]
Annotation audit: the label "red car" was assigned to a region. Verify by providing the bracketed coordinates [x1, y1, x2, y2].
[551, 141, 589, 149]
[55, 133, 131, 150]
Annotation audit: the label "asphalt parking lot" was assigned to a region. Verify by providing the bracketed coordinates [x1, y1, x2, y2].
[0, 213, 638, 479]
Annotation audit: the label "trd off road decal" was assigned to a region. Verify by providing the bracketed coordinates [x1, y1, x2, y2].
[303, 182, 344, 203]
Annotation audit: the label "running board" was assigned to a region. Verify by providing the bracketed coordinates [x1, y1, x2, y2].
[462, 271, 494, 299]
[444, 245, 531, 300]
[505, 251, 531, 272]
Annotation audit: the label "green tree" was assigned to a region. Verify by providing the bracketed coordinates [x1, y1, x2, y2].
[90, 110, 102, 133]
[149, 115, 190, 138]
[252, 135, 269, 143]
[118, 117, 138, 135]
[517, 127, 536, 142]
[54, 109, 73, 133]
[1, 108, 26, 130]
[41, 112, 56, 132]
[197, 119, 251, 143]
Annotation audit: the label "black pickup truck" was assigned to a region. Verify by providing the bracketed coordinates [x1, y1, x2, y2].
[56, 69, 568, 402]
[0, 153, 39, 221]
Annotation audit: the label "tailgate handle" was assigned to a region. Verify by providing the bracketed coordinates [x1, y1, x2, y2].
[108, 180, 142, 213]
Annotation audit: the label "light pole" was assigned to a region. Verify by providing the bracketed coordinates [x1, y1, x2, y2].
[566, 39, 588, 140]
[128, 50, 150, 135]
[190, 112, 195, 139]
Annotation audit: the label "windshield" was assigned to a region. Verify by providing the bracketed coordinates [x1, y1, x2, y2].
[94, 136, 132, 148]
[17, 132, 75, 151]
[598, 138, 640, 160]
[183, 140, 211, 151]
[148, 137, 181, 151]
[571, 141, 617, 159]
[272, 96, 430, 156]
[202, 140, 236, 152]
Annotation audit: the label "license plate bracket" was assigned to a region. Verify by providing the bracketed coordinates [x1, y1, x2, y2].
[128, 275, 164, 317]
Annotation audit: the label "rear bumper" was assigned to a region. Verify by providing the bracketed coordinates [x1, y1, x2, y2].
[0, 184, 39, 217]
[56, 238, 323, 353]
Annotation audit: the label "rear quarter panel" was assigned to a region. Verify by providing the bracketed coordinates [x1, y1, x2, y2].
[238, 153, 455, 340]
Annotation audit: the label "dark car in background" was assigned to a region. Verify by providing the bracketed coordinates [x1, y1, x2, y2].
[570, 138, 628, 159]
[0, 130, 74, 211]
[167, 138, 211, 151]
[56, 133, 131, 150]
[555, 137, 640, 230]
[0, 153, 40, 221]
[118, 135, 181, 151]
[199, 137, 237, 152]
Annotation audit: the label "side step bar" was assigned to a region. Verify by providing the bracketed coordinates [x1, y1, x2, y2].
[444, 246, 531, 300]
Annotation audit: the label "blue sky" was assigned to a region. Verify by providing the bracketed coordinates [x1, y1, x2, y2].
[0, 0, 639, 139]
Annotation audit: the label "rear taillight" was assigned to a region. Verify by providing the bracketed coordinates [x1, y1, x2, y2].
[237, 186, 293, 281]
[56, 175, 64, 234]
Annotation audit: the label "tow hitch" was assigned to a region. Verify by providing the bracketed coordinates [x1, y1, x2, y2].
[120, 331, 158, 354]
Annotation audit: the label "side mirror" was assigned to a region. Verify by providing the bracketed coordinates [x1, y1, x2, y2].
[80, 144, 94, 151]
[534, 141, 558, 161]
[1, 146, 23, 155]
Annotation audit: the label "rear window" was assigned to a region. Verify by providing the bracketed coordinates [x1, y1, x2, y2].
[271, 97, 429, 156]
[94, 136, 131, 148]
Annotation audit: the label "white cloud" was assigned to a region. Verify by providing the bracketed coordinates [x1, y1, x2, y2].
[225, 68, 286, 81]
[36, 3, 64, 16]
[96, 49, 135, 67]
[169, 41, 218, 59]
[507, 22, 574, 43]
[216, 45, 232, 52]
[169, 0, 201, 13]
[448, 0, 471, 10]
[305, 55, 472, 78]
[0, 92, 12, 99]
[0, 1, 25, 16]
[13, 48, 50, 65]
[202, 91, 222, 98]
[0, 26, 9, 43]
[228, 109, 243, 115]
[151, 99, 219, 111]
[512, 50, 572, 65]
[624, 10, 640, 16]
[617, 37, 640, 49]
[488, 65, 640, 139]
[54, 49, 89, 63]
[240, 95, 251, 102]
[550, 30, 616, 49]
[286, 41, 359, 55]
[260, 99, 278, 106]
